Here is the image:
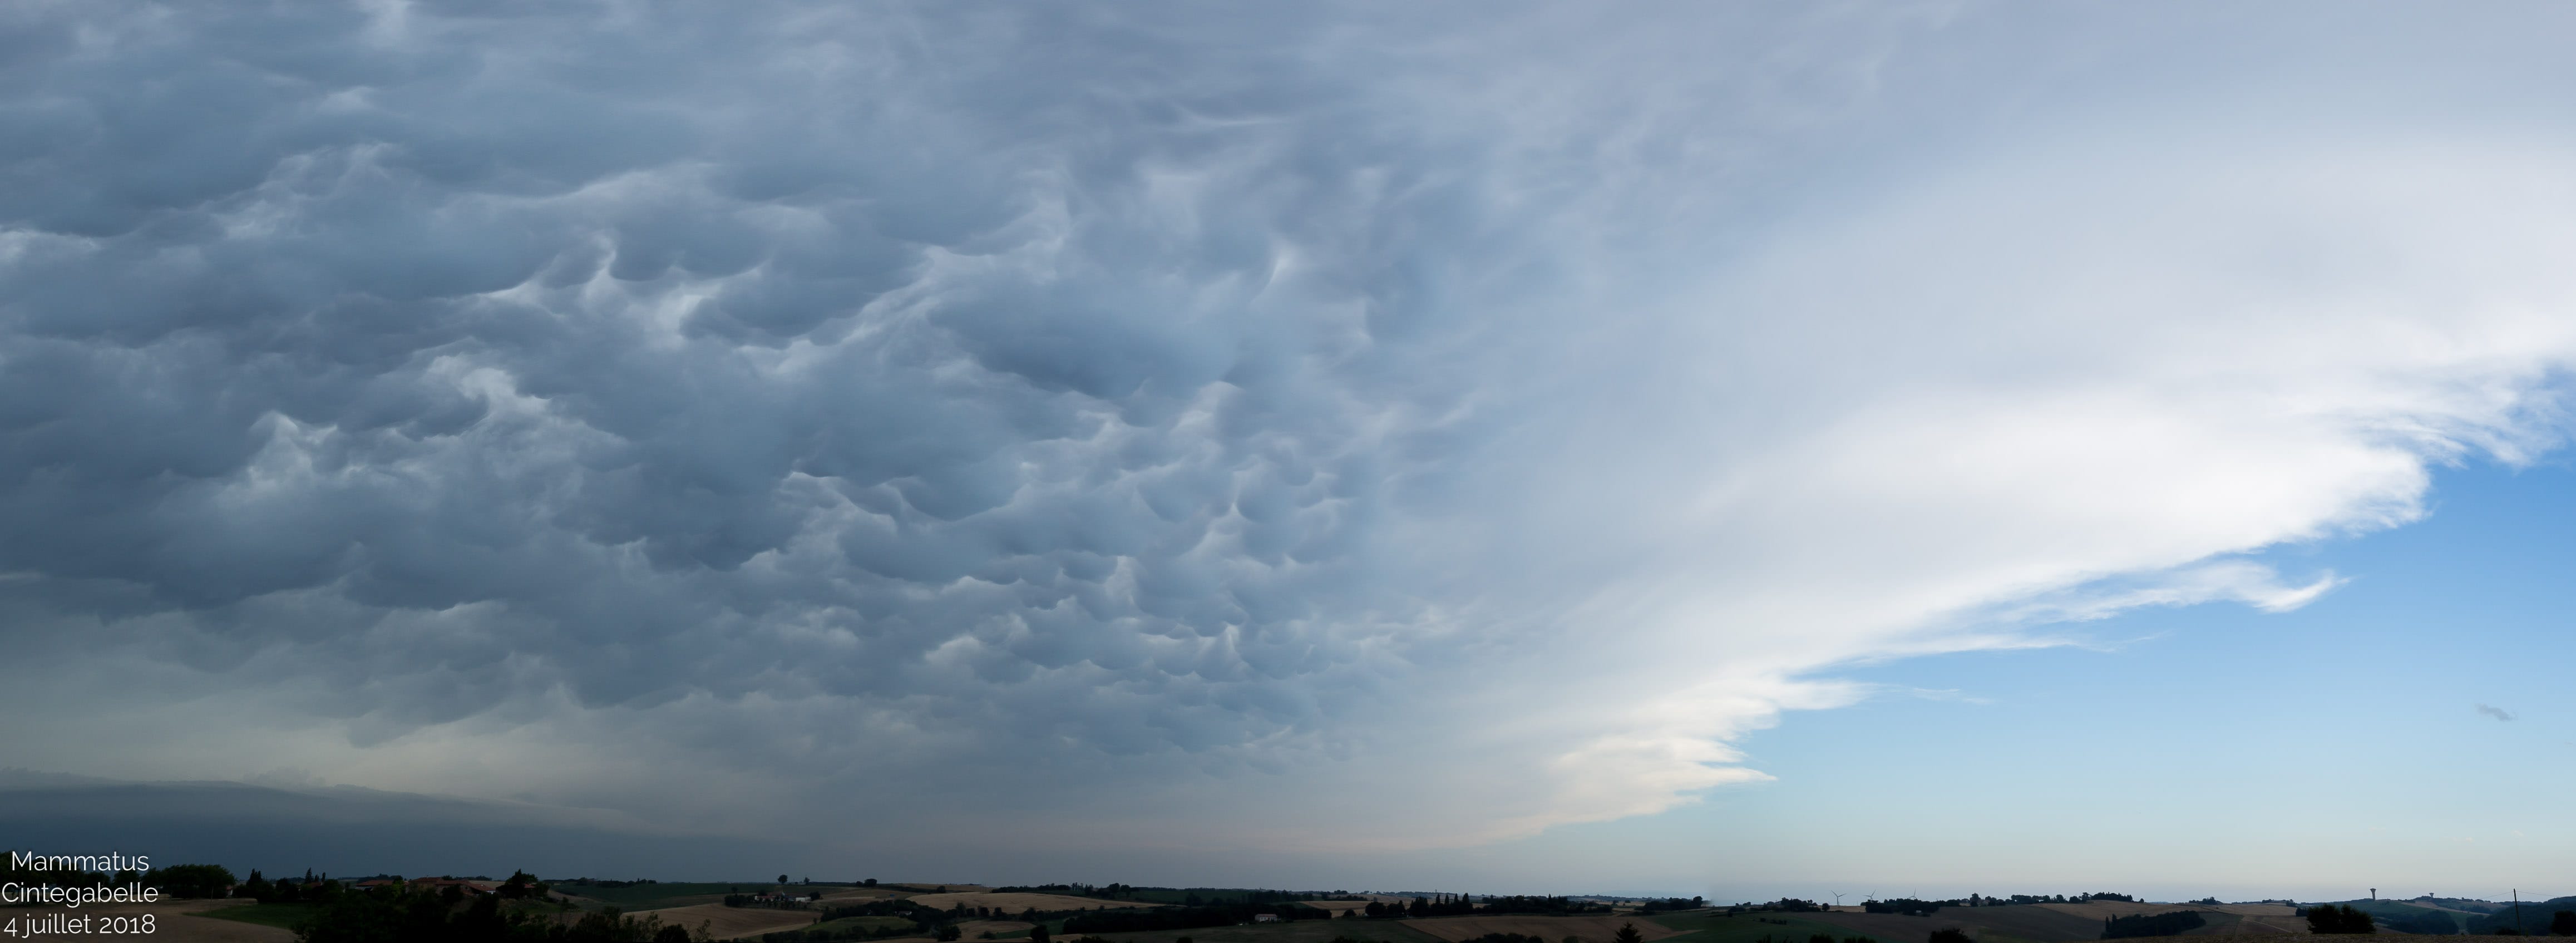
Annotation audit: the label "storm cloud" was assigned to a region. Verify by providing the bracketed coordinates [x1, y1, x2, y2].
[7, 1, 2576, 874]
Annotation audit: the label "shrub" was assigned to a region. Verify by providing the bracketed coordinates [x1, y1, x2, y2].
[1928, 929, 1972, 943]
[145, 864, 236, 899]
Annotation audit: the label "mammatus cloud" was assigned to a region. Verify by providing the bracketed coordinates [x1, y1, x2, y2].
[2476, 704, 2517, 722]
[4, 1, 2576, 865]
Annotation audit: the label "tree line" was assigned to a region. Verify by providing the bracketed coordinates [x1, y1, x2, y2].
[992, 885, 1357, 906]
[1636, 898, 1711, 915]
[267, 880, 709, 942]
[0, 854, 240, 900]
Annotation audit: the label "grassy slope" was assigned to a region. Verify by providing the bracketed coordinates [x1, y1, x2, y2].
[201, 903, 320, 929]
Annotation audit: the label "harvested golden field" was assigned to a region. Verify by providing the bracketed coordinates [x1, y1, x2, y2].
[36, 899, 297, 943]
[1405, 914, 1684, 943]
[907, 892, 1167, 912]
[636, 903, 822, 940]
[821, 886, 907, 901]
[1089, 920, 1445, 943]
[1302, 900, 1379, 914]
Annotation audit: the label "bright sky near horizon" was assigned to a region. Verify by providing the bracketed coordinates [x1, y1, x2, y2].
[1, 1, 2572, 897]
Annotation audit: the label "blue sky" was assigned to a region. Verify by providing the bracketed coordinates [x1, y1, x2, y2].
[3, 1, 2576, 896]
[1684, 459, 2576, 902]
[1255, 463, 2576, 901]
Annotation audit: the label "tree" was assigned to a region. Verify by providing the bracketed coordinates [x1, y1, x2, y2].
[145, 864, 235, 899]
[2304, 905, 2376, 935]
[1929, 929, 1973, 943]
[781, 875, 791, 886]
[2550, 911, 2576, 937]
[1614, 924, 1645, 943]
[1032, 925, 1052, 943]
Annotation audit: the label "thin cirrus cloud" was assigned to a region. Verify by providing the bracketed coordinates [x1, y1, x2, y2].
[4, 1, 2576, 866]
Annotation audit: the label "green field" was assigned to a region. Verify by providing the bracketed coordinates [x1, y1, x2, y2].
[202, 903, 322, 930]
[812, 916, 920, 935]
[560, 882, 782, 911]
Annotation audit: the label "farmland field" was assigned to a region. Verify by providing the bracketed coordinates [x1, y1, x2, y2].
[201, 902, 319, 930]
[104, 899, 301, 942]
[807, 915, 922, 935]
[2198, 905, 2304, 936]
[1086, 919, 1445, 943]
[562, 882, 786, 911]
[1650, 910, 1868, 943]
[911, 892, 1170, 912]
[2031, 902, 2200, 921]
[1301, 900, 1382, 914]
[636, 902, 822, 940]
[1405, 914, 1687, 943]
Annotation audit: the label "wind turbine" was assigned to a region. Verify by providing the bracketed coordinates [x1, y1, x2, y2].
[1832, 892, 1846, 909]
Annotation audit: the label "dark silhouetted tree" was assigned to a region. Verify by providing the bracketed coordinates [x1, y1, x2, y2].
[145, 864, 235, 899]
[1929, 929, 1972, 943]
[2303, 905, 2375, 935]
[1614, 923, 1644, 943]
